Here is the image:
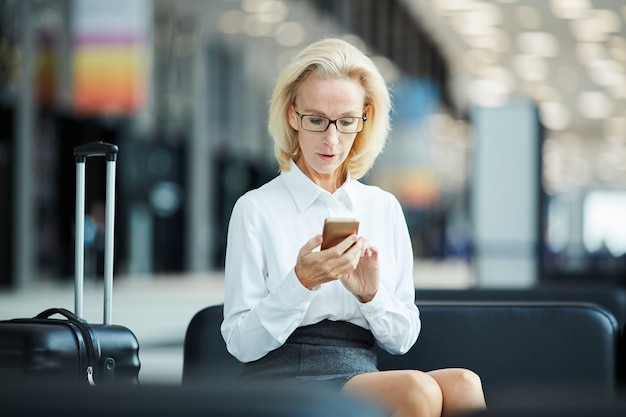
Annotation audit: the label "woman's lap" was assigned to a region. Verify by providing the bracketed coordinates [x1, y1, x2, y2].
[240, 320, 378, 390]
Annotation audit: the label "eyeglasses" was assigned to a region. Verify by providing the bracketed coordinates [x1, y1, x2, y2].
[295, 111, 366, 134]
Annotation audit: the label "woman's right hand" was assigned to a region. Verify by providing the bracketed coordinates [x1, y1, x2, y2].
[294, 233, 364, 290]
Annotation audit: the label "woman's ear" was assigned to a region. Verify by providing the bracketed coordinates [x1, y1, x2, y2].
[288, 106, 299, 131]
[363, 104, 372, 118]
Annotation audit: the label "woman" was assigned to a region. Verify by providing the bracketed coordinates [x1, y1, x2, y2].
[221, 38, 486, 417]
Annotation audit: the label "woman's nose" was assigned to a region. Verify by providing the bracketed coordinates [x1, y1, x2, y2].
[323, 125, 340, 146]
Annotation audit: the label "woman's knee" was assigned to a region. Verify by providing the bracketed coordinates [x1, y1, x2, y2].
[401, 371, 444, 410]
[429, 368, 487, 413]
[344, 370, 444, 417]
[450, 368, 484, 393]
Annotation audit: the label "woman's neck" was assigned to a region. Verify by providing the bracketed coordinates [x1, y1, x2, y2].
[295, 158, 345, 194]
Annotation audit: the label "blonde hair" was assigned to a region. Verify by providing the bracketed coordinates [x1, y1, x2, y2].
[268, 38, 391, 180]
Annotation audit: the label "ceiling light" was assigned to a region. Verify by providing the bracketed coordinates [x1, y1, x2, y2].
[433, 0, 482, 13]
[570, 17, 607, 42]
[255, 1, 288, 24]
[241, 0, 264, 13]
[479, 66, 516, 91]
[577, 91, 614, 119]
[517, 31, 559, 57]
[467, 77, 511, 107]
[449, 2, 503, 37]
[540, 101, 571, 131]
[586, 59, 625, 87]
[594, 9, 621, 33]
[473, 2, 503, 26]
[570, 10, 620, 43]
[550, 0, 591, 20]
[451, 14, 494, 37]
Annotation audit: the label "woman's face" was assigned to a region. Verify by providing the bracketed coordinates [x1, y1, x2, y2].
[289, 75, 365, 192]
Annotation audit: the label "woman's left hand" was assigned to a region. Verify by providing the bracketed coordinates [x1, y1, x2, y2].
[340, 239, 379, 303]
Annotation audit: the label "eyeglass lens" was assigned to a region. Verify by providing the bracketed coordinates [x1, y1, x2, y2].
[301, 115, 363, 133]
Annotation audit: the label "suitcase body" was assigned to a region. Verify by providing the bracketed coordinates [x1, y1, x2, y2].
[0, 310, 140, 384]
[0, 142, 140, 385]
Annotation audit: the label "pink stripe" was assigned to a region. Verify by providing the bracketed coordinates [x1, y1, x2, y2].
[74, 32, 146, 46]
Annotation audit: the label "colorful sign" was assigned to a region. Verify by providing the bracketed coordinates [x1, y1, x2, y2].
[72, 0, 150, 114]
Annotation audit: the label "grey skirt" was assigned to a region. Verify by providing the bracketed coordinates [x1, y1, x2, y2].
[240, 320, 379, 391]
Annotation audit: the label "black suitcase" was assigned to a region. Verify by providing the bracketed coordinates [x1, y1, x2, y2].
[0, 142, 140, 385]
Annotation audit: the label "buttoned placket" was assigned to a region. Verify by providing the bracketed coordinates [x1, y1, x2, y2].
[319, 188, 354, 218]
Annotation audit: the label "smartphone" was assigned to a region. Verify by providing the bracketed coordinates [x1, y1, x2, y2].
[321, 218, 360, 250]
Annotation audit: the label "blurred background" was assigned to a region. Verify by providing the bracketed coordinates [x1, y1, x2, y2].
[1, 0, 626, 381]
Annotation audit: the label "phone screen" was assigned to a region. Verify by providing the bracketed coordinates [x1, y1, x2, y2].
[321, 218, 359, 250]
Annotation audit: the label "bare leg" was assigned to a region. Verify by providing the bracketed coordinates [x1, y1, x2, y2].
[427, 368, 487, 416]
[342, 369, 443, 417]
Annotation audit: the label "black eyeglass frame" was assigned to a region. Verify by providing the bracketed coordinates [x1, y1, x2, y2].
[295, 111, 367, 134]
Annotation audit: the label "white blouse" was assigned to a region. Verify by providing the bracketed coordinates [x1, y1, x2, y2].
[221, 161, 421, 363]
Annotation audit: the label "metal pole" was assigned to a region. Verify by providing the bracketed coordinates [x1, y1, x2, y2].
[75, 162, 85, 317]
[103, 160, 116, 325]
[14, 0, 35, 289]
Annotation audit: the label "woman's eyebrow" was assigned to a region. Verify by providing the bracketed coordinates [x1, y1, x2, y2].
[298, 108, 325, 116]
[301, 109, 360, 117]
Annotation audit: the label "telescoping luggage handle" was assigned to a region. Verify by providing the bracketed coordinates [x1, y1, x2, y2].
[74, 141, 118, 325]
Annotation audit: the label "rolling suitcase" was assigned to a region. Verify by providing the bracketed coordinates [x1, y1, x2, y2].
[0, 141, 140, 385]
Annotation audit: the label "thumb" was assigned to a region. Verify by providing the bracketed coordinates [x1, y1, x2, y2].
[300, 234, 323, 256]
